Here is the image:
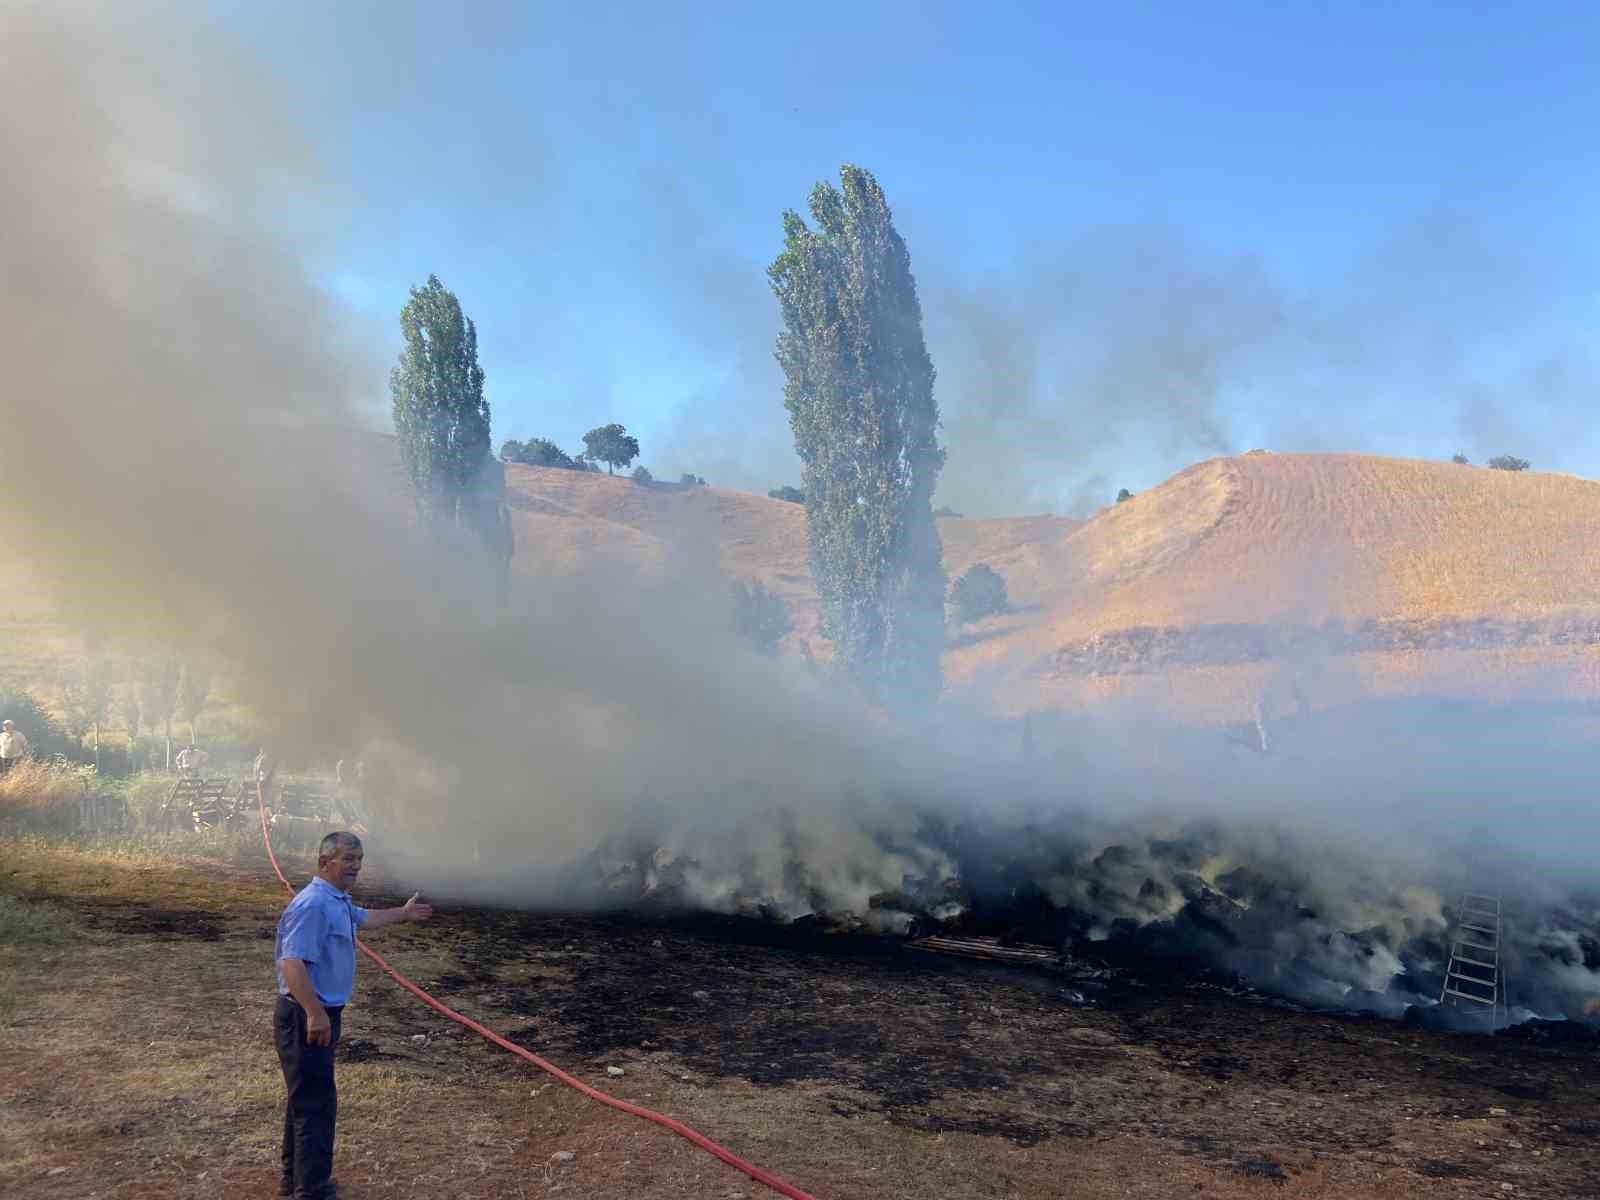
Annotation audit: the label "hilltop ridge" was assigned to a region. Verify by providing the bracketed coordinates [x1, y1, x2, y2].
[5, 444, 1598, 727]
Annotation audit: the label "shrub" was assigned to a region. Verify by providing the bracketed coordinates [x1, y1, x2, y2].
[1116, 488, 1134, 503]
[949, 563, 1008, 623]
[680, 473, 707, 486]
[1487, 455, 1530, 471]
[1450, 453, 1470, 465]
[767, 485, 804, 504]
[533, 438, 578, 468]
[933, 505, 964, 518]
[732, 580, 793, 655]
[630, 465, 654, 485]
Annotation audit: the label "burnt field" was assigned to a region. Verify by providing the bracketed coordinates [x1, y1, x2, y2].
[3, 841, 1599, 1199]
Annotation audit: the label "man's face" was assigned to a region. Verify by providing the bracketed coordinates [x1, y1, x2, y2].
[322, 844, 363, 891]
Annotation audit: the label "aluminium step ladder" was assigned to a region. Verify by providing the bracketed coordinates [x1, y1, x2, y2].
[1439, 891, 1507, 1029]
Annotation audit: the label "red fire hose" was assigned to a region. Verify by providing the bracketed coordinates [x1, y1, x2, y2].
[258, 785, 820, 1200]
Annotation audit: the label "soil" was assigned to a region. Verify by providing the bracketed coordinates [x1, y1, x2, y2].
[4, 845, 1598, 1199]
[379, 900, 1600, 1193]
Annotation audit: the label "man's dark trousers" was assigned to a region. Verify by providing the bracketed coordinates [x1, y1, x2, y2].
[274, 995, 344, 1200]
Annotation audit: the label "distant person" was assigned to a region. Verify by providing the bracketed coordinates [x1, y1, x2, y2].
[273, 831, 432, 1200]
[0, 720, 28, 773]
[175, 743, 209, 776]
[334, 758, 347, 788]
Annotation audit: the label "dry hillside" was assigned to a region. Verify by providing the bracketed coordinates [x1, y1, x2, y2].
[5, 443, 1599, 729]
[507, 452, 1600, 724]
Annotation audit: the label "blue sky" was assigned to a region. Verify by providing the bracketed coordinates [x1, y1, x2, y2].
[219, 1, 1599, 515]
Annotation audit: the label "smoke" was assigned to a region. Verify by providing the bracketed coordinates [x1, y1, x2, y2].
[925, 213, 1600, 518]
[0, 0, 969, 894]
[2, 3, 1595, 1027]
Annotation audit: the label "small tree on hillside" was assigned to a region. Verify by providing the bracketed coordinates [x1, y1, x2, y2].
[581, 424, 640, 475]
[949, 563, 1008, 624]
[1487, 455, 1530, 471]
[1116, 488, 1134, 503]
[1450, 453, 1470, 465]
[504, 437, 580, 469]
[630, 465, 654, 485]
[732, 580, 794, 656]
[680, 473, 707, 486]
[768, 485, 804, 504]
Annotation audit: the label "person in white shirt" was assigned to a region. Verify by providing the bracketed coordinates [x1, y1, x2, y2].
[175, 743, 209, 775]
[0, 720, 29, 772]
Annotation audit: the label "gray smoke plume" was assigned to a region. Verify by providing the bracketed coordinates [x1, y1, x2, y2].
[2, 3, 1595, 1027]
[922, 213, 1599, 517]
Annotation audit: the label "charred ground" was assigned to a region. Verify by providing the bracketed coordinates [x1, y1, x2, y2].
[3, 841, 1598, 1199]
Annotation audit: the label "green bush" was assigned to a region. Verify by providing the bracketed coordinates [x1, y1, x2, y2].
[503, 437, 582, 469]
[732, 580, 793, 655]
[949, 563, 1009, 624]
[767, 485, 804, 504]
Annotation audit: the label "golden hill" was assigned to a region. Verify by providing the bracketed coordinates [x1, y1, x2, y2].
[6, 443, 1599, 730]
[507, 451, 1600, 723]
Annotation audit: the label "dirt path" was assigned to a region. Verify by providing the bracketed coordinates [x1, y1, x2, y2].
[2, 842, 1595, 1199]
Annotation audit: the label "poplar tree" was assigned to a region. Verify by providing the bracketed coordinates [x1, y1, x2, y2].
[768, 165, 946, 708]
[390, 275, 512, 585]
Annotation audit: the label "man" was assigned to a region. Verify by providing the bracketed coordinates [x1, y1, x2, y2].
[274, 831, 432, 1199]
[174, 742, 208, 776]
[0, 719, 28, 773]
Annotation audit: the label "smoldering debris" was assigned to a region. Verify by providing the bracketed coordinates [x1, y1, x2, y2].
[545, 802, 1600, 1030]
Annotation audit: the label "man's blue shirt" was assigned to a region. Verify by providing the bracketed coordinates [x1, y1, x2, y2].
[275, 876, 368, 1006]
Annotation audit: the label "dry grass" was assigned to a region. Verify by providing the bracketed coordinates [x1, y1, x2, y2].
[500, 453, 1600, 723]
[0, 759, 93, 832]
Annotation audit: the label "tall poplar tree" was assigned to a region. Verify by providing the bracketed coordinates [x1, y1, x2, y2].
[390, 275, 511, 583]
[768, 165, 947, 708]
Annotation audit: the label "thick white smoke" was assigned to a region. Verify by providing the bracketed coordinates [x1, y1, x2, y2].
[1, 2, 1595, 1026]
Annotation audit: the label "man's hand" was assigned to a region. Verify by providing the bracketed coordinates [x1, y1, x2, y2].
[360, 893, 435, 932]
[304, 1004, 332, 1047]
[402, 892, 433, 922]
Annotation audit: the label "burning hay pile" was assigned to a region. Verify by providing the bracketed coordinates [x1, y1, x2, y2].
[562, 817, 1600, 1034]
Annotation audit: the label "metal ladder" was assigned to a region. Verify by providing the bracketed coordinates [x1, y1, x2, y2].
[1440, 891, 1506, 1029]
